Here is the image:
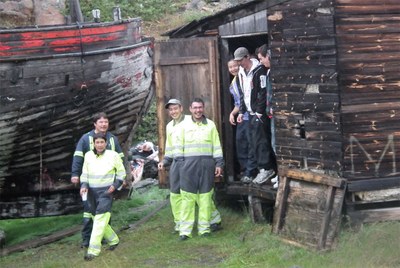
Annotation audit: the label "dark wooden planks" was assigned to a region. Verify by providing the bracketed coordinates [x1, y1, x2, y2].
[335, 0, 400, 180]
[272, 168, 346, 251]
[268, 0, 341, 174]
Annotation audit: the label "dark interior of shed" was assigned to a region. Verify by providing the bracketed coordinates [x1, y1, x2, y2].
[220, 33, 270, 178]
[226, 33, 268, 58]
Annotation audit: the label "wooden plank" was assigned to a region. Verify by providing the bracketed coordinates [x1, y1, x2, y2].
[336, 0, 400, 4]
[341, 101, 400, 114]
[248, 196, 265, 223]
[279, 167, 345, 189]
[318, 186, 336, 250]
[159, 56, 209, 66]
[335, 5, 400, 14]
[272, 175, 290, 233]
[347, 177, 400, 192]
[0, 225, 81, 256]
[225, 184, 277, 200]
[346, 207, 400, 224]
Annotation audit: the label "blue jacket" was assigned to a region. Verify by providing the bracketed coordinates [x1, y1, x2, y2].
[71, 130, 124, 177]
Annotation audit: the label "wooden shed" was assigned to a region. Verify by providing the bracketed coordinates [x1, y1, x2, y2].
[155, 0, 400, 228]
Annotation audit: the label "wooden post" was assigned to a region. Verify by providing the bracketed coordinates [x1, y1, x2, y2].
[248, 195, 265, 223]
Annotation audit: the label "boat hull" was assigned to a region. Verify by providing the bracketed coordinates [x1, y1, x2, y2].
[0, 19, 154, 219]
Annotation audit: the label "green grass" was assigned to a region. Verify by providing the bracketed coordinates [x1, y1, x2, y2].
[1, 187, 399, 268]
[0, 214, 81, 247]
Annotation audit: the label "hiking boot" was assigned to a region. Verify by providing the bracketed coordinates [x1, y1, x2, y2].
[179, 235, 189, 241]
[210, 223, 222, 232]
[200, 232, 210, 238]
[108, 243, 119, 251]
[240, 176, 253, 184]
[253, 169, 276, 185]
[84, 254, 96, 261]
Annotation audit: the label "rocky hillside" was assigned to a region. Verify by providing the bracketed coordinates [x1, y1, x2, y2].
[0, 0, 66, 27]
[0, 0, 245, 30]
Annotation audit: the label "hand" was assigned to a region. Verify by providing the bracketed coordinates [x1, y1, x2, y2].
[237, 114, 243, 124]
[107, 185, 115, 194]
[229, 113, 236, 125]
[71, 176, 79, 184]
[80, 187, 88, 196]
[158, 162, 164, 170]
[215, 167, 223, 177]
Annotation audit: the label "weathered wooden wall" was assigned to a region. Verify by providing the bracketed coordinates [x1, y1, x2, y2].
[268, 0, 341, 173]
[335, 0, 400, 180]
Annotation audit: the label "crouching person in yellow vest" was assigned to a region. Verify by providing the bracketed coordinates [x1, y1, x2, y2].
[179, 98, 224, 240]
[80, 132, 126, 261]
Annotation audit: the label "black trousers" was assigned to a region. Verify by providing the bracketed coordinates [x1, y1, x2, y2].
[248, 114, 277, 172]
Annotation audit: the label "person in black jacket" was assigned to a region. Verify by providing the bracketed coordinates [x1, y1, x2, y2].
[235, 47, 277, 185]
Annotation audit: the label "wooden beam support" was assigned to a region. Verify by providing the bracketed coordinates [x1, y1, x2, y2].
[279, 167, 346, 188]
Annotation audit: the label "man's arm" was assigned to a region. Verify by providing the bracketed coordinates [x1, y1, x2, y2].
[71, 135, 87, 183]
[255, 66, 267, 115]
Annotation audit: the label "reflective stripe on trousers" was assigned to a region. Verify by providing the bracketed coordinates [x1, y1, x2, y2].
[87, 212, 119, 256]
[170, 192, 182, 231]
[179, 189, 213, 236]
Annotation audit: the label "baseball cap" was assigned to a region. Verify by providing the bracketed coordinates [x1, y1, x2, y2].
[234, 47, 249, 61]
[165, 98, 182, 109]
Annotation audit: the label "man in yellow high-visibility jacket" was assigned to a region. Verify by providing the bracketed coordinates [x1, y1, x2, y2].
[158, 99, 186, 233]
[71, 112, 125, 248]
[159, 99, 222, 235]
[80, 132, 126, 261]
[179, 98, 224, 240]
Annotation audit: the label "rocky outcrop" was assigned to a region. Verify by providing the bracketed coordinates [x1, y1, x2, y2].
[0, 0, 65, 28]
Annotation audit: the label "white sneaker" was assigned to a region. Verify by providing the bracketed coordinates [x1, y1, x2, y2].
[253, 169, 276, 185]
[273, 182, 279, 189]
[271, 176, 278, 183]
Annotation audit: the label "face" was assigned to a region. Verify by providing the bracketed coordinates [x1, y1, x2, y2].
[94, 138, 106, 153]
[258, 53, 270, 68]
[168, 104, 183, 120]
[227, 60, 239, 76]
[189, 101, 204, 122]
[94, 117, 109, 133]
[236, 56, 251, 71]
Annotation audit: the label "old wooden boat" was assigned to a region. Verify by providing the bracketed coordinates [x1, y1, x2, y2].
[0, 18, 154, 219]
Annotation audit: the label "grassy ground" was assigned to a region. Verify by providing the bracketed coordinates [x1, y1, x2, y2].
[1, 186, 399, 268]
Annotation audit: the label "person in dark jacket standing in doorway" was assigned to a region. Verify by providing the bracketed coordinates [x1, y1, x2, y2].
[256, 44, 278, 188]
[235, 47, 277, 185]
[227, 59, 257, 183]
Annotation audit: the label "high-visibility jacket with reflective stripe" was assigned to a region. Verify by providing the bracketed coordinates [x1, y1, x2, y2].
[183, 116, 224, 167]
[71, 130, 124, 177]
[162, 114, 188, 166]
[80, 150, 125, 189]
